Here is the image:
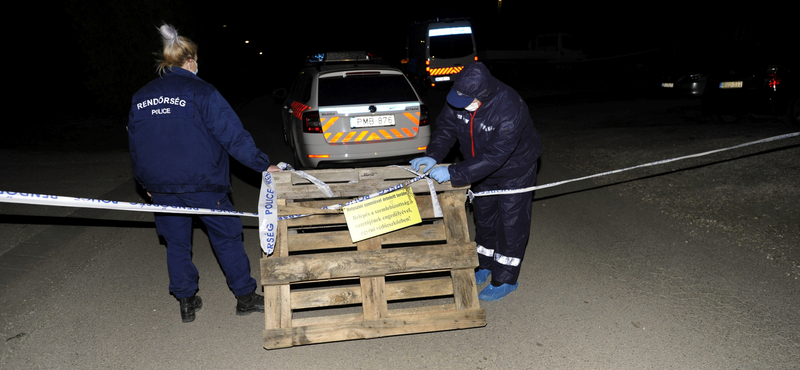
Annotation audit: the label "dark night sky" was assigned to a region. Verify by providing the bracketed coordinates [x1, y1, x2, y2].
[52, 1, 795, 119]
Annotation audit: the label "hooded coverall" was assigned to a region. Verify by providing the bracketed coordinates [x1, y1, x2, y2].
[424, 62, 542, 285]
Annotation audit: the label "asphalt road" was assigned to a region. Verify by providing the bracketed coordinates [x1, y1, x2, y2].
[1, 82, 798, 369]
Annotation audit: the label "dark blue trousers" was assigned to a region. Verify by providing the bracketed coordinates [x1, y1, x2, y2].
[151, 192, 257, 299]
[473, 188, 533, 285]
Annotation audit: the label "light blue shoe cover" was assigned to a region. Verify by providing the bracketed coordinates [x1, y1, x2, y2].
[478, 282, 519, 301]
[475, 269, 491, 285]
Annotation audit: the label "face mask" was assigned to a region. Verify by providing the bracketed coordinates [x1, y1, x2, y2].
[193, 67, 198, 75]
[464, 100, 481, 112]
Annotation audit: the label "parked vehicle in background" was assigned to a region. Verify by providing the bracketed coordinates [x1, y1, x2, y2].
[278, 52, 431, 169]
[660, 72, 708, 96]
[403, 18, 478, 89]
[701, 44, 798, 126]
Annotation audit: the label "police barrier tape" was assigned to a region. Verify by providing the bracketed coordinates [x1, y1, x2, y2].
[0, 162, 430, 256]
[467, 131, 800, 201]
[273, 163, 443, 219]
[2, 133, 798, 254]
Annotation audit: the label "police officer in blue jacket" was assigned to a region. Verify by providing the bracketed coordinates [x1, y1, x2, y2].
[411, 62, 542, 301]
[128, 24, 281, 322]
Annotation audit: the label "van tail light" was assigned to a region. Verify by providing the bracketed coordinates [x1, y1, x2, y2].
[419, 104, 430, 126]
[302, 111, 322, 133]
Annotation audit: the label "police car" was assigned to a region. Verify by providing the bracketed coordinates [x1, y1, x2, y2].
[280, 52, 431, 168]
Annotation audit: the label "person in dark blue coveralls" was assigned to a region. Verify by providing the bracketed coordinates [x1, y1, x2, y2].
[128, 24, 281, 323]
[411, 62, 542, 301]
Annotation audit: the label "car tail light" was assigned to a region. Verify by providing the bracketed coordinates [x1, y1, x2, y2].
[302, 111, 322, 133]
[768, 77, 781, 90]
[419, 104, 430, 126]
[766, 66, 781, 91]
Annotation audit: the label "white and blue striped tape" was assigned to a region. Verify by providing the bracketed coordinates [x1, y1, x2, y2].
[3, 132, 797, 254]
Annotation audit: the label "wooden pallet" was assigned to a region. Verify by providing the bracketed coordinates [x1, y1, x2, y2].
[261, 166, 486, 349]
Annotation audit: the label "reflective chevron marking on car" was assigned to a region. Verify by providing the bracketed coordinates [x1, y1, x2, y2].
[403, 112, 420, 126]
[320, 107, 420, 143]
[321, 116, 338, 132]
[323, 126, 419, 143]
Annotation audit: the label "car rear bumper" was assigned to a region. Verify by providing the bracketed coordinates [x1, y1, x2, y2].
[296, 131, 431, 169]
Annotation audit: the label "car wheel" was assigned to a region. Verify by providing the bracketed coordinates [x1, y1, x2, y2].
[783, 95, 800, 127]
[711, 113, 739, 124]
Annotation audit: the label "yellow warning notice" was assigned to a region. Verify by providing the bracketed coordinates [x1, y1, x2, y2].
[343, 187, 422, 243]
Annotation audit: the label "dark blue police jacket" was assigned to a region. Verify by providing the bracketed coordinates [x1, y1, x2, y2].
[128, 67, 270, 193]
[425, 62, 542, 190]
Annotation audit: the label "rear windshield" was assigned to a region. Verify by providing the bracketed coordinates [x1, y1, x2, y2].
[430, 34, 474, 59]
[318, 74, 418, 106]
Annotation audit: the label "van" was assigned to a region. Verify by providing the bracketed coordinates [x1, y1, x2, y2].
[404, 18, 478, 89]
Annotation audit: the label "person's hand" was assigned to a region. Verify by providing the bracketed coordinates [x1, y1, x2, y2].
[410, 157, 436, 173]
[429, 166, 451, 183]
[267, 165, 282, 172]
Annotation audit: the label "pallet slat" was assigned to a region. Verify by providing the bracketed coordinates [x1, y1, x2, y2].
[287, 223, 447, 252]
[264, 309, 486, 348]
[261, 243, 478, 285]
[273, 167, 468, 200]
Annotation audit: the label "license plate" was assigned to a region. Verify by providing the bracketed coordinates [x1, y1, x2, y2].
[435, 76, 451, 82]
[719, 81, 743, 89]
[661, 82, 674, 88]
[350, 115, 395, 128]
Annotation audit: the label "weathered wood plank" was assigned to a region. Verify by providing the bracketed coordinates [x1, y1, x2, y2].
[440, 191, 470, 244]
[275, 166, 461, 186]
[263, 308, 486, 348]
[286, 223, 447, 252]
[450, 268, 480, 311]
[261, 243, 478, 285]
[289, 303, 457, 328]
[280, 191, 441, 227]
[273, 166, 469, 200]
[278, 205, 342, 216]
[290, 275, 454, 309]
[292, 303, 456, 326]
[264, 206, 292, 333]
[357, 237, 387, 320]
[291, 312, 363, 328]
[278, 181, 468, 200]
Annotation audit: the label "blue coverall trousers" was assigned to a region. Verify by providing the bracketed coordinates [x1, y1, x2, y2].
[472, 160, 537, 285]
[151, 192, 257, 299]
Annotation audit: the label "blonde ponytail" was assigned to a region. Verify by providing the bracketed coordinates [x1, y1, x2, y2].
[155, 23, 198, 75]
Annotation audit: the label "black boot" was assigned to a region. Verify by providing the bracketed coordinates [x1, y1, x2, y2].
[178, 295, 202, 323]
[235, 291, 264, 316]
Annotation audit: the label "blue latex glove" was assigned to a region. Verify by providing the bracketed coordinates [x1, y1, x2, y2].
[409, 156, 437, 173]
[429, 166, 451, 183]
